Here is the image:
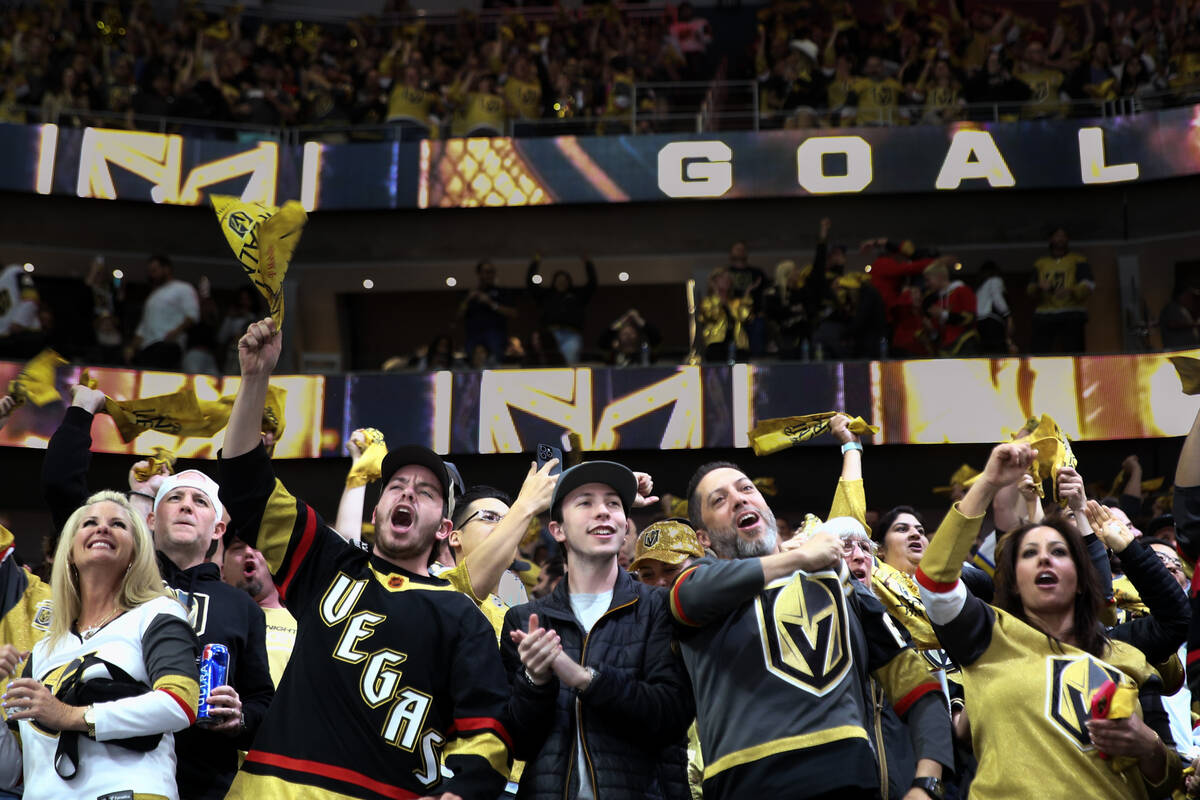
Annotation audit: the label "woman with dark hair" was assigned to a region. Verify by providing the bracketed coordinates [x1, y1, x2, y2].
[916, 442, 1180, 799]
[526, 256, 597, 365]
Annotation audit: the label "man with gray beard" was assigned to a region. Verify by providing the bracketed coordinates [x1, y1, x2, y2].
[670, 462, 952, 800]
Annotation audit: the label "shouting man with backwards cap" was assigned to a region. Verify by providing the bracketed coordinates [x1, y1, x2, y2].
[671, 449, 953, 800]
[219, 318, 512, 800]
[501, 460, 695, 799]
[41, 384, 275, 800]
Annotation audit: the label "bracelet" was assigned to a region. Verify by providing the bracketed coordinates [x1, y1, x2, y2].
[129, 491, 155, 501]
[523, 668, 544, 687]
[840, 441, 863, 454]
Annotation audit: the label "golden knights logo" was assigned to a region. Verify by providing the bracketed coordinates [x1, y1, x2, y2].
[1045, 655, 1123, 749]
[643, 530, 660, 548]
[756, 572, 851, 695]
[30, 651, 97, 736]
[31, 601, 52, 632]
[920, 647, 960, 676]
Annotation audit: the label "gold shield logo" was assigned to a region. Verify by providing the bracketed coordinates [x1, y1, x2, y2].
[756, 572, 851, 695]
[1045, 656, 1124, 749]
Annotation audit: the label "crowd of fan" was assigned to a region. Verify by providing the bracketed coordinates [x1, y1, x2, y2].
[0, 315, 1197, 799]
[0, 0, 715, 139]
[754, 0, 1200, 128]
[5, 0, 1200, 141]
[3, 216, 1196, 376]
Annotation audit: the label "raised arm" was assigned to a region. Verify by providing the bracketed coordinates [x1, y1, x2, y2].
[457, 460, 557, 601]
[827, 412, 866, 529]
[42, 385, 107, 537]
[224, 318, 279, 460]
[917, 443, 1033, 665]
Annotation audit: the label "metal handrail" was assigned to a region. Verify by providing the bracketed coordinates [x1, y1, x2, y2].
[14, 83, 1199, 144]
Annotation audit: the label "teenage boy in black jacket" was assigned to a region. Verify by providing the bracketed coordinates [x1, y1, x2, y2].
[41, 385, 274, 800]
[502, 461, 694, 800]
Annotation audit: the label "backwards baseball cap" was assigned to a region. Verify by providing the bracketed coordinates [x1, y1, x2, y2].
[379, 445, 454, 514]
[550, 461, 637, 522]
[153, 469, 224, 522]
[631, 518, 704, 571]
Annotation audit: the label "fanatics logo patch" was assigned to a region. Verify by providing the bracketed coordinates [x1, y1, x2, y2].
[1044, 655, 1124, 749]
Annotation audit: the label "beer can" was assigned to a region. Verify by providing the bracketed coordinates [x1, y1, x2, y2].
[197, 643, 230, 724]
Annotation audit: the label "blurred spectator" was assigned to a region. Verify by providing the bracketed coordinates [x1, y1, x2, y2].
[975, 260, 1014, 355]
[386, 61, 439, 141]
[0, 264, 43, 360]
[457, 260, 517, 368]
[1160, 283, 1200, 350]
[921, 260, 979, 355]
[1070, 41, 1118, 103]
[520, 329, 566, 367]
[698, 268, 751, 363]
[503, 55, 543, 129]
[1027, 227, 1093, 354]
[411, 334, 461, 370]
[603, 308, 661, 367]
[964, 49, 1031, 118]
[725, 241, 768, 355]
[1015, 40, 1067, 119]
[758, 37, 826, 129]
[913, 56, 965, 124]
[216, 288, 261, 375]
[850, 54, 906, 125]
[526, 256, 597, 365]
[670, 2, 712, 80]
[764, 217, 836, 358]
[862, 238, 942, 357]
[126, 255, 199, 370]
[449, 70, 505, 137]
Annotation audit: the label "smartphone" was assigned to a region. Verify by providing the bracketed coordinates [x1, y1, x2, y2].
[537, 444, 563, 475]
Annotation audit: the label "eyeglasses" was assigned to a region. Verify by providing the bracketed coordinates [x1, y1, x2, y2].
[460, 509, 505, 527]
[1155, 552, 1183, 573]
[842, 538, 872, 556]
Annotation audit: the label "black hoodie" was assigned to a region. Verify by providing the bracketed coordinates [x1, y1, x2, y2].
[43, 405, 274, 799]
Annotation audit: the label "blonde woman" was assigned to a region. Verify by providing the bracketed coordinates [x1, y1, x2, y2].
[0, 490, 199, 800]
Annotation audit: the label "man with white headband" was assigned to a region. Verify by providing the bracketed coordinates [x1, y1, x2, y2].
[41, 385, 274, 800]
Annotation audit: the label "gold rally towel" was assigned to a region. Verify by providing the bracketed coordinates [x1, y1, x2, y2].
[345, 428, 388, 488]
[872, 560, 940, 650]
[748, 412, 878, 456]
[132, 447, 178, 482]
[8, 349, 66, 407]
[212, 195, 308, 327]
[1169, 355, 1200, 396]
[84, 376, 288, 445]
[1011, 413, 1078, 504]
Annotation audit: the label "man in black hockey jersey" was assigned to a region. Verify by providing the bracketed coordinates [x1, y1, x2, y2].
[671, 462, 954, 800]
[219, 318, 511, 800]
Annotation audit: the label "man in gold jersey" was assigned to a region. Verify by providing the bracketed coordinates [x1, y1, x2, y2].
[850, 55, 906, 125]
[1027, 227, 1094, 353]
[1015, 40, 1067, 118]
[386, 64, 440, 141]
[450, 72, 506, 138]
[504, 55, 543, 134]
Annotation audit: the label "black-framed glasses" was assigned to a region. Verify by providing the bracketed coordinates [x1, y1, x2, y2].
[460, 509, 506, 527]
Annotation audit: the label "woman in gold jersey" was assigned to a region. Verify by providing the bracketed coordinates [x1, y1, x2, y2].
[916, 443, 1180, 800]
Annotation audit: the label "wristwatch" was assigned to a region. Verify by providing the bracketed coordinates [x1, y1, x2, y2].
[83, 705, 97, 738]
[911, 776, 945, 800]
[575, 666, 598, 696]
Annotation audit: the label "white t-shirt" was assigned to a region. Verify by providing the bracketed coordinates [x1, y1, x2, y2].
[569, 589, 613, 800]
[0, 265, 39, 337]
[135, 279, 200, 347]
[976, 275, 1010, 322]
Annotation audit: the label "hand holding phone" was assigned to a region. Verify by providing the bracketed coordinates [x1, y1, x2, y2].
[537, 444, 563, 476]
